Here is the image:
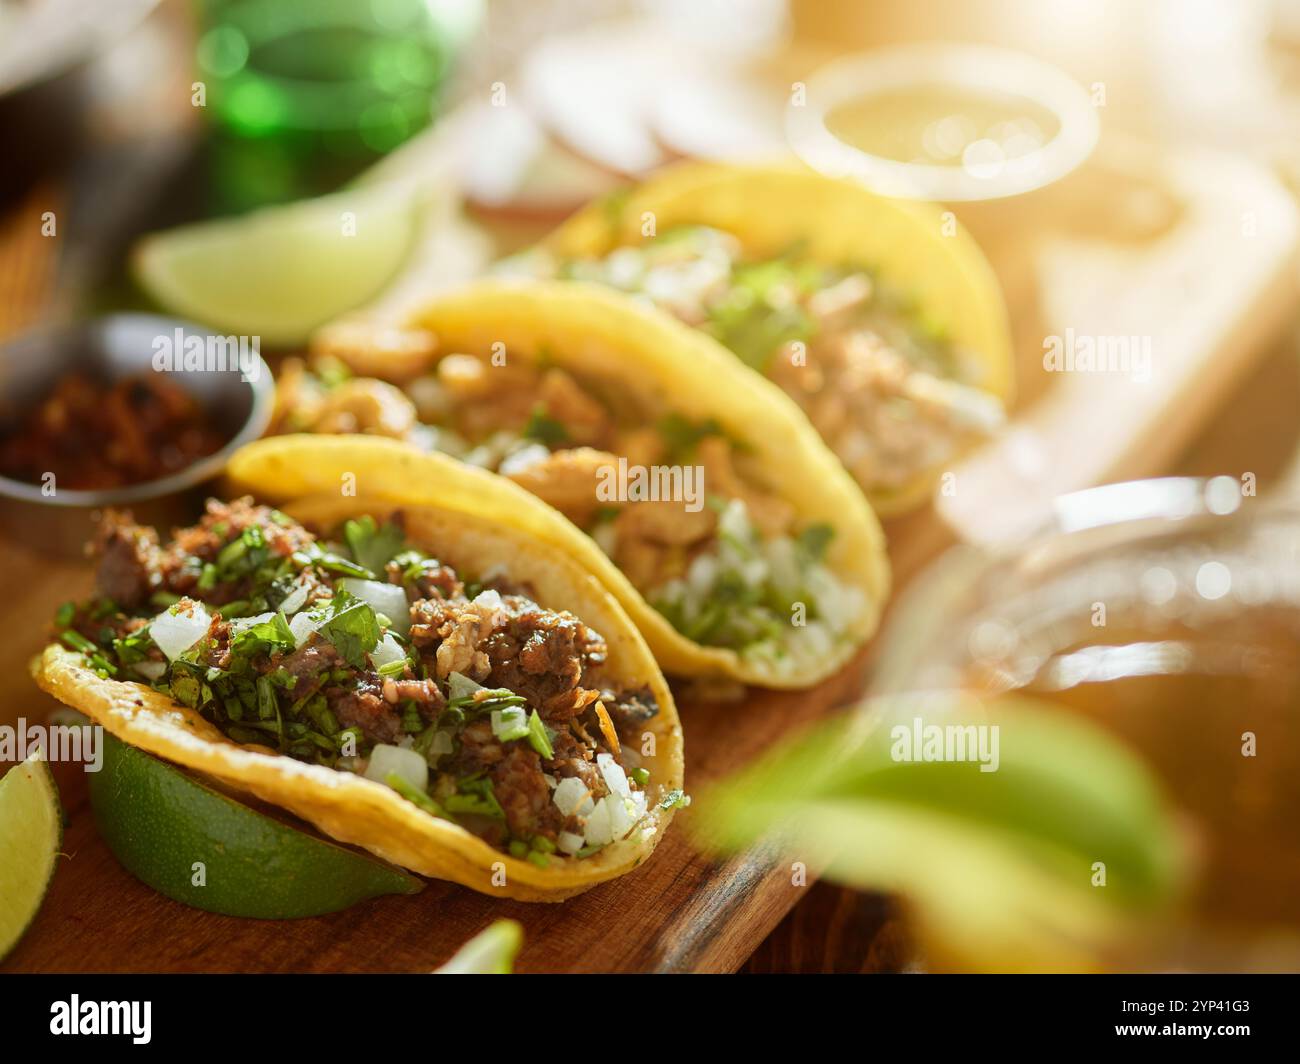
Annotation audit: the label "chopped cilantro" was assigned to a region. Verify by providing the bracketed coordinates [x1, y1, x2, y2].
[385, 772, 446, 818]
[797, 522, 835, 561]
[522, 405, 569, 447]
[526, 710, 554, 759]
[317, 589, 380, 669]
[444, 776, 505, 819]
[230, 611, 295, 660]
[344, 516, 406, 575]
[293, 542, 375, 581]
[491, 705, 530, 743]
[706, 257, 818, 370]
[658, 413, 722, 462]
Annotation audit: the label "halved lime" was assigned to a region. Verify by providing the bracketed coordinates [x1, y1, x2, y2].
[0, 750, 63, 961]
[435, 919, 523, 974]
[132, 183, 420, 346]
[89, 732, 423, 918]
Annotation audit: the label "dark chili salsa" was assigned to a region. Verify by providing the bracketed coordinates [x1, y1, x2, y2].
[0, 372, 225, 490]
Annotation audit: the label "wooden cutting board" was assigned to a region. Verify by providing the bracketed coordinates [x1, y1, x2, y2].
[1, 139, 1296, 972]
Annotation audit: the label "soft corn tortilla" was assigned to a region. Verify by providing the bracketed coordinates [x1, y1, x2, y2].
[34, 489, 683, 902]
[268, 276, 890, 689]
[542, 161, 1015, 515]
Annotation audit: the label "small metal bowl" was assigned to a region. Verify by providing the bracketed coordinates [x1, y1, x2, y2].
[0, 314, 275, 556]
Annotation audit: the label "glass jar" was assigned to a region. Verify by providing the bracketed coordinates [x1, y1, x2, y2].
[870, 476, 1300, 971]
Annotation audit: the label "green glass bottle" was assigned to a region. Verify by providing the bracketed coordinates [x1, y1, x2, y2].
[195, 0, 481, 211]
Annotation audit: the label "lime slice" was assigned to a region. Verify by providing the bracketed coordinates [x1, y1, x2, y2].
[133, 184, 420, 345]
[89, 732, 423, 918]
[0, 750, 62, 961]
[435, 920, 524, 974]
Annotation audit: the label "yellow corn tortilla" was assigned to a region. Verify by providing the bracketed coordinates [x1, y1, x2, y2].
[33, 482, 684, 902]
[542, 160, 1015, 515]
[269, 275, 890, 689]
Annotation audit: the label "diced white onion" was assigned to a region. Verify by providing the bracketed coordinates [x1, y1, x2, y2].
[606, 794, 633, 839]
[278, 579, 311, 615]
[447, 671, 482, 703]
[596, 753, 630, 798]
[553, 776, 592, 818]
[542, 774, 558, 789]
[365, 743, 428, 791]
[470, 588, 507, 626]
[583, 798, 614, 847]
[132, 661, 167, 681]
[369, 632, 406, 669]
[149, 602, 212, 661]
[228, 611, 274, 631]
[491, 706, 528, 741]
[338, 578, 410, 635]
[499, 443, 551, 477]
[557, 831, 585, 856]
[289, 609, 325, 648]
[686, 554, 718, 596]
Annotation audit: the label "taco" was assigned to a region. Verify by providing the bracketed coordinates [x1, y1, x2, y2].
[33, 441, 684, 901]
[279, 281, 890, 689]
[502, 161, 1014, 516]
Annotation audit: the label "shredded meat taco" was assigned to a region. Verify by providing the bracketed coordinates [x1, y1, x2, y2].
[34, 444, 684, 901]
[272, 283, 889, 688]
[504, 161, 1014, 515]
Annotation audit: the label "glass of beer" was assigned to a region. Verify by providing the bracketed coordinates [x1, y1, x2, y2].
[871, 477, 1300, 971]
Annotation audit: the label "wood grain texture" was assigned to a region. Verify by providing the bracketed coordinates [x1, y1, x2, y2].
[743, 884, 915, 974]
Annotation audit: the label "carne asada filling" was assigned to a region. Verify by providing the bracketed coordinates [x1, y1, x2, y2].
[275, 346, 862, 664]
[502, 225, 1005, 495]
[54, 499, 661, 861]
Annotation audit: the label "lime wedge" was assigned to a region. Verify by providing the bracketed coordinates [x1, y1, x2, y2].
[0, 750, 62, 961]
[435, 919, 524, 974]
[132, 184, 420, 345]
[89, 732, 424, 918]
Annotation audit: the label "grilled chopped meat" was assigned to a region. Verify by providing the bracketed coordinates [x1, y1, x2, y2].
[175, 497, 315, 563]
[411, 595, 497, 681]
[481, 604, 607, 722]
[603, 686, 660, 743]
[411, 591, 609, 719]
[492, 744, 560, 839]
[275, 637, 341, 700]
[94, 513, 163, 608]
[545, 730, 606, 796]
[327, 675, 401, 744]
[386, 556, 463, 600]
[92, 498, 318, 608]
[381, 676, 447, 719]
[503, 447, 617, 527]
[456, 718, 505, 770]
[198, 614, 234, 670]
